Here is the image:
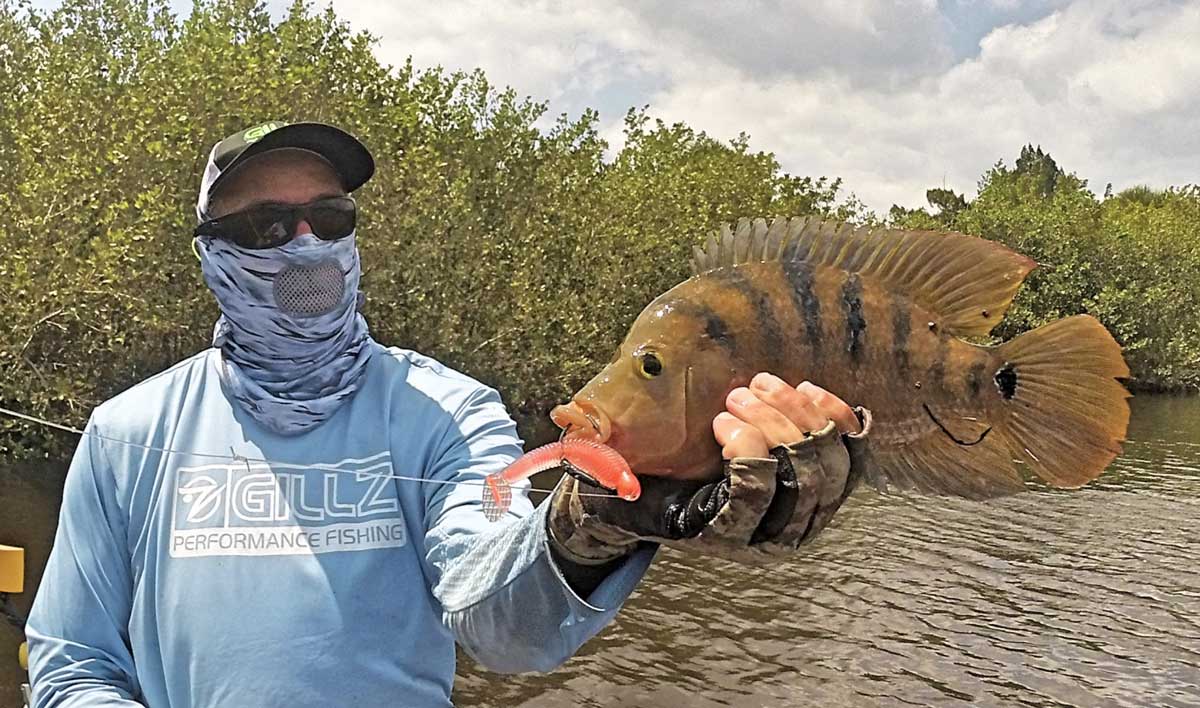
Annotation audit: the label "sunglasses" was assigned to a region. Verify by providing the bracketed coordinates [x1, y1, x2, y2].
[194, 196, 357, 250]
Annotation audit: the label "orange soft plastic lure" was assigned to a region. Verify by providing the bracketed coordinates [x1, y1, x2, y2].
[481, 439, 640, 522]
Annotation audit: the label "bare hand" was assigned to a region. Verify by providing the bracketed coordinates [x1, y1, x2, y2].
[713, 373, 860, 459]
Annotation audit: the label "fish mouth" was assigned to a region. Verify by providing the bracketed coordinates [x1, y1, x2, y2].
[550, 400, 612, 444]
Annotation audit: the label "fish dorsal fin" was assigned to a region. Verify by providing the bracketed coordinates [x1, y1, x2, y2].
[690, 216, 1037, 337]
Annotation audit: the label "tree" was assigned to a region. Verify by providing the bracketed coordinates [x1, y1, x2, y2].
[0, 0, 868, 459]
[1013, 144, 1061, 198]
[890, 145, 1200, 391]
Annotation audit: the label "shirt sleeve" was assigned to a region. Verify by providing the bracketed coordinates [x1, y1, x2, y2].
[421, 385, 655, 674]
[24, 416, 144, 707]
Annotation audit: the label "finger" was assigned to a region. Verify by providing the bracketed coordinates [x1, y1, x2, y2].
[797, 381, 861, 433]
[724, 387, 805, 449]
[748, 373, 828, 433]
[713, 411, 770, 459]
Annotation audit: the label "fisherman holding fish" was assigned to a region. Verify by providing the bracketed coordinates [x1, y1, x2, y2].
[23, 122, 874, 708]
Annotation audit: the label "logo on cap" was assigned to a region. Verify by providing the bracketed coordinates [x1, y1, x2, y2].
[243, 121, 288, 144]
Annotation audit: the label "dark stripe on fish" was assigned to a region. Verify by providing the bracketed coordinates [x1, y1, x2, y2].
[781, 260, 822, 353]
[892, 302, 911, 375]
[672, 300, 737, 355]
[966, 360, 986, 398]
[714, 269, 786, 369]
[930, 335, 948, 389]
[842, 273, 866, 362]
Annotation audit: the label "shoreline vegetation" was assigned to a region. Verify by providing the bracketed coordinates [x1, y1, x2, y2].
[1, 0, 1196, 461]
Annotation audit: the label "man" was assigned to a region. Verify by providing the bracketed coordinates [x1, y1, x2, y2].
[26, 122, 868, 707]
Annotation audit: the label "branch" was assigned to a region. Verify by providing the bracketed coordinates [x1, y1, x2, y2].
[16, 308, 65, 358]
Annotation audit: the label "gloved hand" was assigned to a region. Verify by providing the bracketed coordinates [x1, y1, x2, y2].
[547, 407, 872, 566]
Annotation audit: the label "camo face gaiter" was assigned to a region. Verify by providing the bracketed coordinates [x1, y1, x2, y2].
[195, 232, 373, 435]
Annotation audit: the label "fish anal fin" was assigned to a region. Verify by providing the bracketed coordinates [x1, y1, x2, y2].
[859, 410, 1026, 500]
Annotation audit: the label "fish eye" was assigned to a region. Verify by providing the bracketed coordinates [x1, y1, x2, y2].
[637, 351, 663, 378]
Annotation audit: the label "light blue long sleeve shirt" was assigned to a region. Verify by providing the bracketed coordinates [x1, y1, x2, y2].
[25, 342, 655, 707]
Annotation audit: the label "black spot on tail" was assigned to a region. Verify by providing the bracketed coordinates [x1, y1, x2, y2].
[782, 260, 823, 353]
[994, 362, 1018, 399]
[841, 273, 866, 362]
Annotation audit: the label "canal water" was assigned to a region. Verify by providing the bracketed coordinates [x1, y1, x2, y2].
[454, 394, 1199, 707]
[2, 395, 1196, 707]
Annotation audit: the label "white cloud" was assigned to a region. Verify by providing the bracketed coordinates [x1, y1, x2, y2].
[328, 0, 1200, 214]
[613, 0, 954, 87]
[331, 1, 659, 112]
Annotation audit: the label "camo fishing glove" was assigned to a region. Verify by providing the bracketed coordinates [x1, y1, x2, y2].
[547, 407, 872, 566]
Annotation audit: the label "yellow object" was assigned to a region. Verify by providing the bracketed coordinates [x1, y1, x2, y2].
[0, 544, 23, 593]
[18, 641, 28, 671]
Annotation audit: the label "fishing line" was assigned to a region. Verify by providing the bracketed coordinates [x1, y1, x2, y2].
[0, 405, 622, 500]
[922, 403, 992, 447]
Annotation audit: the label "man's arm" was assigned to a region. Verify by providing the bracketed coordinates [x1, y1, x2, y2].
[25, 416, 143, 707]
[421, 385, 654, 674]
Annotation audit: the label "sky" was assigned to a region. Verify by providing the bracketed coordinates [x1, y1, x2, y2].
[31, 0, 1200, 214]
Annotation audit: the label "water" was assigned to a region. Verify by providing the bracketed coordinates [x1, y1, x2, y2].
[2, 396, 1196, 707]
[452, 395, 1200, 707]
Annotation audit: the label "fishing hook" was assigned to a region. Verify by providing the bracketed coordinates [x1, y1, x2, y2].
[555, 425, 611, 492]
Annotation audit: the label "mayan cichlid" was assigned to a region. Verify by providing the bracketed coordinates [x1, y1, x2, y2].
[550, 216, 1131, 500]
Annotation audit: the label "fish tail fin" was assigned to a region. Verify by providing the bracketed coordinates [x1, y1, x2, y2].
[990, 314, 1131, 488]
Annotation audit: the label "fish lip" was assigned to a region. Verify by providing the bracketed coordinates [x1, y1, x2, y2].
[550, 401, 611, 443]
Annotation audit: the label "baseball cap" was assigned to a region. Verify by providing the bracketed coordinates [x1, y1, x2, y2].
[195, 120, 375, 220]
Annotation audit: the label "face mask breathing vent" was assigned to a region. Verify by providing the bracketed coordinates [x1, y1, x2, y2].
[273, 260, 346, 316]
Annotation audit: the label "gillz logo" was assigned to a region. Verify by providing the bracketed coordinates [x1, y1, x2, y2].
[169, 451, 407, 558]
[242, 121, 286, 143]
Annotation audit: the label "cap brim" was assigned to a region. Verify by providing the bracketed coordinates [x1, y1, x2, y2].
[208, 122, 375, 201]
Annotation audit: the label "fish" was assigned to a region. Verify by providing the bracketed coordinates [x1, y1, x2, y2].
[550, 216, 1131, 499]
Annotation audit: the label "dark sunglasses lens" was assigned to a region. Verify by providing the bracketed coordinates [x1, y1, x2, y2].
[308, 199, 356, 241]
[242, 205, 294, 249]
[203, 198, 355, 248]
